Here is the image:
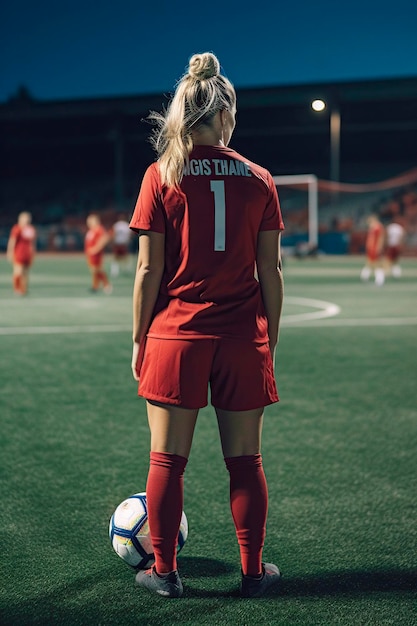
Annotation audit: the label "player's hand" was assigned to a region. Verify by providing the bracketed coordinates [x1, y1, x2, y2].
[131, 341, 145, 381]
[131, 342, 140, 381]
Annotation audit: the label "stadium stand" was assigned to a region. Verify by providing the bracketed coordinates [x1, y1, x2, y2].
[1, 77, 416, 253]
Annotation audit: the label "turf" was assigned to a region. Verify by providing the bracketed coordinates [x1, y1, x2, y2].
[1, 253, 416, 625]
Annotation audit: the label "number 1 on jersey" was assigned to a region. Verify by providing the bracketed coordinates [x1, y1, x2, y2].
[210, 180, 226, 251]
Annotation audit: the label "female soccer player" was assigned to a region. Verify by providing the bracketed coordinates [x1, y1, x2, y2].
[110, 213, 133, 277]
[130, 52, 284, 598]
[385, 218, 405, 278]
[84, 214, 112, 293]
[360, 213, 385, 286]
[7, 211, 36, 295]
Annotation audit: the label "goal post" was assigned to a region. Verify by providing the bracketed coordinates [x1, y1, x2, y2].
[273, 174, 318, 247]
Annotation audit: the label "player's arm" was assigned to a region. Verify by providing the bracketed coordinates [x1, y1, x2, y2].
[89, 231, 110, 255]
[6, 234, 16, 263]
[376, 227, 385, 254]
[256, 230, 284, 364]
[399, 227, 405, 249]
[31, 231, 37, 255]
[131, 230, 165, 381]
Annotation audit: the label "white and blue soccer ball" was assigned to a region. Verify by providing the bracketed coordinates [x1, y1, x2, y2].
[109, 492, 188, 570]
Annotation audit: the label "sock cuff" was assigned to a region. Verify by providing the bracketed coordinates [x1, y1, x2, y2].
[224, 454, 262, 472]
[150, 451, 188, 473]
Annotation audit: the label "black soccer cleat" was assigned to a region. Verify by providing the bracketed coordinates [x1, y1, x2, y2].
[135, 565, 183, 598]
[240, 562, 281, 598]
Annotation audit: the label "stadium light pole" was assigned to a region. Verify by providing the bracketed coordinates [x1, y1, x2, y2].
[311, 98, 341, 197]
[109, 120, 125, 210]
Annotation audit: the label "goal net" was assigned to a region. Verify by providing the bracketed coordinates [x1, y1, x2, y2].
[274, 167, 417, 256]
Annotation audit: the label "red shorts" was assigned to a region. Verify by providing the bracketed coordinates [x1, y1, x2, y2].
[14, 253, 33, 267]
[87, 253, 104, 268]
[113, 244, 128, 257]
[386, 245, 400, 262]
[366, 248, 381, 262]
[138, 337, 278, 411]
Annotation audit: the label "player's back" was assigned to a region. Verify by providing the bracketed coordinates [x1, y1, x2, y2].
[386, 222, 404, 246]
[113, 220, 131, 244]
[161, 144, 280, 306]
[136, 144, 283, 341]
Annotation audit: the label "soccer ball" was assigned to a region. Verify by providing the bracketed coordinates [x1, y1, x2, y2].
[109, 492, 188, 570]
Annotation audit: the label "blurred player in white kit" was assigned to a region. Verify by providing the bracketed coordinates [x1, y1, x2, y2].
[110, 214, 133, 277]
[385, 219, 405, 278]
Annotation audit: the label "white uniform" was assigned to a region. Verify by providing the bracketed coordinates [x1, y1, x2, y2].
[386, 222, 404, 247]
[111, 220, 132, 276]
[113, 220, 131, 245]
[386, 222, 405, 277]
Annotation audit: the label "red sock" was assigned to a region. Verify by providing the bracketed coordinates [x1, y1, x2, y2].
[146, 451, 188, 574]
[225, 454, 268, 577]
[13, 275, 21, 292]
[97, 270, 109, 287]
[92, 270, 100, 290]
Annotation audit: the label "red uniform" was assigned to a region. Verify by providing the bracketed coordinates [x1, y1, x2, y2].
[366, 221, 384, 262]
[85, 225, 107, 267]
[10, 223, 36, 266]
[130, 145, 284, 410]
[130, 145, 284, 343]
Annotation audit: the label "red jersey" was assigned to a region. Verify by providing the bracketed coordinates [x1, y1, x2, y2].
[130, 145, 284, 342]
[84, 224, 106, 262]
[366, 222, 384, 259]
[11, 223, 36, 264]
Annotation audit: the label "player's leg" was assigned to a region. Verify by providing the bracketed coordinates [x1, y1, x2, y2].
[392, 262, 402, 278]
[216, 407, 267, 575]
[374, 259, 385, 286]
[92, 268, 100, 291]
[147, 401, 198, 460]
[110, 250, 120, 277]
[12, 263, 23, 294]
[216, 408, 281, 596]
[390, 247, 402, 277]
[87, 259, 99, 291]
[137, 339, 210, 580]
[134, 402, 197, 599]
[96, 260, 112, 293]
[361, 252, 373, 280]
[20, 266, 30, 294]
[360, 263, 371, 280]
[145, 402, 198, 574]
[211, 339, 280, 594]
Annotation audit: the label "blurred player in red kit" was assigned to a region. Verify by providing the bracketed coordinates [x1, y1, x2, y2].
[360, 214, 385, 286]
[7, 211, 36, 295]
[129, 52, 284, 599]
[84, 214, 112, 293]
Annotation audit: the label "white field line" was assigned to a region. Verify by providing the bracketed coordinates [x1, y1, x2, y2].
[283, 297, 341, 322]
[284, 317, 417, 327]
[0, 296, 416, 335]
[0, 325, 131, 335]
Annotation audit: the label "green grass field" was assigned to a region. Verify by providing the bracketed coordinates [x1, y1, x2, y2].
[1, 253, 416, 625]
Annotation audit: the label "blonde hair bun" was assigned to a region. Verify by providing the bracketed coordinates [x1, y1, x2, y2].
[188, 52, 220, 80]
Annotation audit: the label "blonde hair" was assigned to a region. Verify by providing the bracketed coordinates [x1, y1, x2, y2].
[148, 52, 236, 187]
[87, 213, 100, 228]
[18, 211, 31, 225]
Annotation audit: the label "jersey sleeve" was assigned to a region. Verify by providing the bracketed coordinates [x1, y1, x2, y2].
[130, 164, 165, 234]
[259, 173, 285, 232]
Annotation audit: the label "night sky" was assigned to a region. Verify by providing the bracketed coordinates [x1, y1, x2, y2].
[1, 0, 417, 103]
